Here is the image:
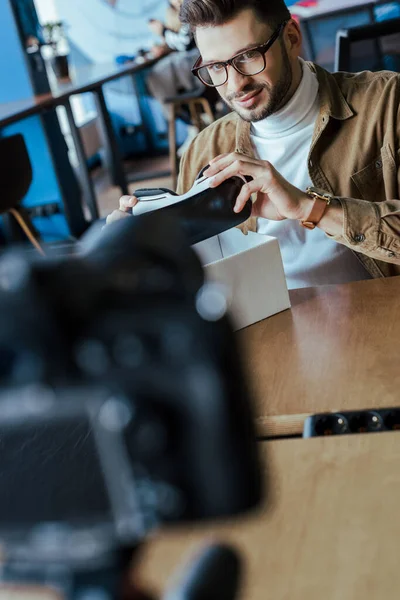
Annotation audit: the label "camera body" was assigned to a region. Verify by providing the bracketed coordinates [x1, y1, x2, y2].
[0, 214, 262, 597]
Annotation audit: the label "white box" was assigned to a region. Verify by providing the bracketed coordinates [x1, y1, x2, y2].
[193, 229, 291, 330]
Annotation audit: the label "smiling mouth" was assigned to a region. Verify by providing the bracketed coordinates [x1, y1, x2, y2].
[235, 89, 263, 106]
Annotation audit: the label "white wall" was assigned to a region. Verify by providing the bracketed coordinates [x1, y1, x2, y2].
[34, 0, 60, 23]
[54, 0, 168, 63]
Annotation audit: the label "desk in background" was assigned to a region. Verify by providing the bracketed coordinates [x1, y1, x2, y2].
[237, 276, 400, 437]
[0, 58, 166, 238]
[48, 60, 170, 188]
[137, 433, 400, 599]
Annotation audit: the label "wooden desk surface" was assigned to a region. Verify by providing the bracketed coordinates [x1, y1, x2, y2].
[237, 276, 400, 436]
[137, 433, 400, 599]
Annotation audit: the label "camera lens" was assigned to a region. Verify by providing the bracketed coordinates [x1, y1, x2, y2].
[384, 410, 400, 431]
[349, 411, 383, 433]
[314, 414, 349, 436]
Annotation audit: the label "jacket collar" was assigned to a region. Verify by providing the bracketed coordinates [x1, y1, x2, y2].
[235, 62, 354, 156]
[308, 62, 354, 121]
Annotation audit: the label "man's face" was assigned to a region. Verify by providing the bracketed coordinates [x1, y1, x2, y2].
[195, 9, 294, 122]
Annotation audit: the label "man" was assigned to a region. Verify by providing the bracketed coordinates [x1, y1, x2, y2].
[109, 0, 400, 288]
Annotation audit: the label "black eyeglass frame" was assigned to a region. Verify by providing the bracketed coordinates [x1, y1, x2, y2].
[191, 19, 290, 88]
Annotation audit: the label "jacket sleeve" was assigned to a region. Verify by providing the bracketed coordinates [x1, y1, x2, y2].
[326, 80, 400, 265]
[176, 142, 198, 195]
[326, 196, 400, 264]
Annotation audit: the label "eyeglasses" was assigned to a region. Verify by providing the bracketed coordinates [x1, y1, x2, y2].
[192, 20, 289, 88]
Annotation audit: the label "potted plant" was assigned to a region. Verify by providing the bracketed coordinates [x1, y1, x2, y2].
[42, 20, 70, 79]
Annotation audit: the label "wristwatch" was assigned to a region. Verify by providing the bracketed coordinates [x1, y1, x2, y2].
[300, 186, 333, 230]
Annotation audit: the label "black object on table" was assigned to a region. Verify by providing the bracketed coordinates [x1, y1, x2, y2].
[304, 407, 400, 437]
[132, 175, 252, 245]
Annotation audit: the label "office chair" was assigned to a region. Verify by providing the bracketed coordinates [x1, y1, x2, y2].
[335, 17, 400, 72]
[0, 134, 45, 255]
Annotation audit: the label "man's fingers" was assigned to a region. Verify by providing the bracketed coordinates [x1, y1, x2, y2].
[205, 152, 257, 175]
[205, 153, 239, 174]
[105, 209, 131, 226]
[119, 195, 138, 211]
[208, 153, 229, 165]
[234, 179, 264, 213]
[208, 159, 265, 189]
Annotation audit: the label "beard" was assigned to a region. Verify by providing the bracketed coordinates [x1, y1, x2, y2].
[223, 43, 293, 123]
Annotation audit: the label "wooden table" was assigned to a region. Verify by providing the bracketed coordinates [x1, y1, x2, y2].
[237, 276, 400, 437]
[137, 433, 400, 599]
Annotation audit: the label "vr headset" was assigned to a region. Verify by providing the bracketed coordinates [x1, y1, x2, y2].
[130, 169, 252, 245]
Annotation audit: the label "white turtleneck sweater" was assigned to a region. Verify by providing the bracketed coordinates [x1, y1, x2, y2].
[251, 59, 370, 289]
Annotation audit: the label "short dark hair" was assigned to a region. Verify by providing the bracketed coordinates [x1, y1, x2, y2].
[180, 0, 291, 32]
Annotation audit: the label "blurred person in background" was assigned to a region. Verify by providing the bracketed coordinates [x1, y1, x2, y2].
[165, 0, 182, 32]
[147, 0, 204, 154]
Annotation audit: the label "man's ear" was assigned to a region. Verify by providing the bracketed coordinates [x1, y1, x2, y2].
[284, 19, 302, 57]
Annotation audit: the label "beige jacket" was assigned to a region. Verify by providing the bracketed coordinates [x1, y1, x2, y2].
[177, 62, 400, 279]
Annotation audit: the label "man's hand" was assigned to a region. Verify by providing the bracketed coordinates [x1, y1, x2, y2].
[148, 19, 165, 37]
[203, 152, 314, 222]
[105, 195, 138, 226]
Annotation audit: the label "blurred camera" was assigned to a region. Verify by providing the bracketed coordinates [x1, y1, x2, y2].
[0, 214, 263, 598]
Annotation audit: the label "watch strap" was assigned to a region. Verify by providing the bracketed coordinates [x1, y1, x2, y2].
[300, 188, 332, 230]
